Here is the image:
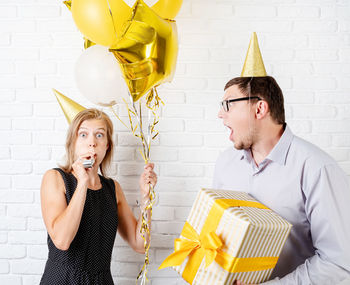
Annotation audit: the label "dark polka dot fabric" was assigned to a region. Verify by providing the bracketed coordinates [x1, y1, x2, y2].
[40, 168, 118, 285]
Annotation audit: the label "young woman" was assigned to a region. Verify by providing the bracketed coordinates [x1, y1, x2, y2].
[40, 108, 157, 284]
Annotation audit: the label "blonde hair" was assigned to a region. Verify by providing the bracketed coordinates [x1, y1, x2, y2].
[60, 108, 114, 177]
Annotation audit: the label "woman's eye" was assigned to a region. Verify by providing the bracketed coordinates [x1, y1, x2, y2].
[79, 133, 87, 138]
[96, 133, 104, 138]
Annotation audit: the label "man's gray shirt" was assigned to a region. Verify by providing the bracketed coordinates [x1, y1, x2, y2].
[212, 125, 350, 284]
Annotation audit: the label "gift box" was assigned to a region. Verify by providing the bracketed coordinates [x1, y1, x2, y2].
[159, 188, 292, 284]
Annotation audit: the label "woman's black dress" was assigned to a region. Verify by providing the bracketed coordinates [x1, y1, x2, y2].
[40, 168, 118, 285]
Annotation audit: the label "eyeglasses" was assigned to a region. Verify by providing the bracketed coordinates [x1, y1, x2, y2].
[220, 96, 261, 112]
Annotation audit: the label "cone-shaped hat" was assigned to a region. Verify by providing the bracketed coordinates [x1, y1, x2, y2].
[53, 89, 86, 124]
[241, 32, 267, 77]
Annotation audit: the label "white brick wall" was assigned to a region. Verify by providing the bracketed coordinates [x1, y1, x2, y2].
[1, 0, 350, 284]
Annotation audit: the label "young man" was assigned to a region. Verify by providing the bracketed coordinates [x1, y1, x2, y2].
[213, 34, 350, 284]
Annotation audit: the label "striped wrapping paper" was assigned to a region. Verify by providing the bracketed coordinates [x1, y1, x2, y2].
[173, 188, 292, 284]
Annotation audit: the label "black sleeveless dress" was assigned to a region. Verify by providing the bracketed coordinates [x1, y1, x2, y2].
[40, 168, 118, 285]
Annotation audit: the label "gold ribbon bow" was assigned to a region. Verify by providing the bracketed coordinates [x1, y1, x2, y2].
[159, 221, 223, 270]
[159, 198, 279, 284]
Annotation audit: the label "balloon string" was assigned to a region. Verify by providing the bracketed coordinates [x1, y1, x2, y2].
[136, 183, 156, 285]
[109, 106, 129, 129]
[130, 96, 148, 162]
[111, 90, 162, 285]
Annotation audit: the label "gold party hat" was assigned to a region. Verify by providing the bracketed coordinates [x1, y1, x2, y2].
[53, 89, 86, 124]
[241, 32, 267, 77]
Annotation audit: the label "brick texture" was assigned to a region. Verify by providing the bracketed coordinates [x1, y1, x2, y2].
[1, 0, 350, 284]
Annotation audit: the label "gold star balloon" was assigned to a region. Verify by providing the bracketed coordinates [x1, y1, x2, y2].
[121, 0, 184, 20]
[110, 0, 178, 101]
[241, 32, 267, 77]
[152, 0, 183, 19]
[68, 0, 182, 48]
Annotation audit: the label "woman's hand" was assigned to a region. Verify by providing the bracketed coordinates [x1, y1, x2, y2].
[139, 163, 157, 203]
[114, 163, 157, 253]
[71, 151, 96, 186]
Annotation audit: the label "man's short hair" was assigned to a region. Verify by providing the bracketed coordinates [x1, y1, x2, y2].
[225, 76, 285, 125]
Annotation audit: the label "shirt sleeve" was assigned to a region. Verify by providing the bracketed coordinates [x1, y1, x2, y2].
[263, 163, 350, 285]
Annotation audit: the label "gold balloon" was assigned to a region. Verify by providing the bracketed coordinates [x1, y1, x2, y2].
[71, 0, 133, 47]
[69, 0, 182, 48]
[53, 89, 86, 124]
[152, 0, 183, 19]
[109, 0, 136, 36]
[71, 0, 117, 47]
[110, 0, 178, 101]
[63, 1, 96, 49]
[241, 32, 267, 77]
[110, 0, 183, 22]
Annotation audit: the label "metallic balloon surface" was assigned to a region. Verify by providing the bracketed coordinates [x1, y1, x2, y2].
[70, 0, 182, 48]
[110, 0, 178, 101]
[71, 0, 130, 46]
[151, 0, 183, 19]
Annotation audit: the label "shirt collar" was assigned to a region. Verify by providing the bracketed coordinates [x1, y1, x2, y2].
[266, 124, 294, 165]
[239, 124, 294, 166]
[240, 148, 250, 162]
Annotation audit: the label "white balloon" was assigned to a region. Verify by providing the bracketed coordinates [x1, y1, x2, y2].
[75, 45, 128, 107]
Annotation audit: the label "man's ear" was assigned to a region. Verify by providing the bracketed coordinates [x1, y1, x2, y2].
[255, 100, 269, 120]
